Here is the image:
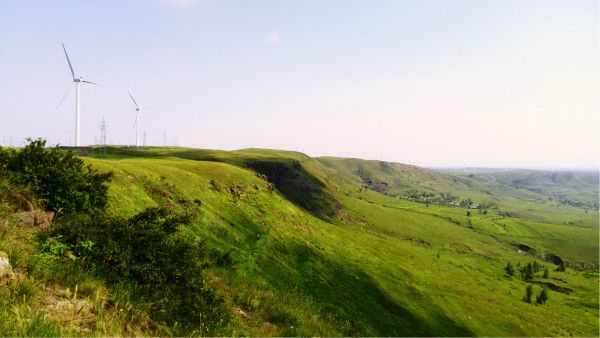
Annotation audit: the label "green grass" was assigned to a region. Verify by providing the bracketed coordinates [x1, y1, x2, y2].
[59, 146, 599, 336]
[1, 145, 597, 336]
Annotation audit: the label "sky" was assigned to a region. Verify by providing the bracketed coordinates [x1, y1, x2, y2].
[0, 0, 598, 169]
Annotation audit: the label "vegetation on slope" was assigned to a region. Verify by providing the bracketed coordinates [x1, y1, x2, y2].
[1, 143, 598, 336]
[0, 141, 229, 336]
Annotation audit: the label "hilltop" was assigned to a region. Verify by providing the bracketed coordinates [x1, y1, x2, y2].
[0, 145, 598, 336]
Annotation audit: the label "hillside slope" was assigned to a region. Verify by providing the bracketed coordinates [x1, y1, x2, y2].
[72, 146, 599, 336]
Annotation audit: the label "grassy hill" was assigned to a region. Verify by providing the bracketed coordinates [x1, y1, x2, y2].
[485, 170, 598, 209]
[1, 145, 598, 336]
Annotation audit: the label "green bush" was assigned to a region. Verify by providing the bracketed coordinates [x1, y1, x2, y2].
[40, 236, 71, 256]
[0, 139, 112, 215]
[504, 261, 515, 276]
[523, 285, 533, 303]
[536, 288, 548, 305]
[48, 207, 230, 333]
[532, 261, 540, 273]
[520, 263, 534, 281]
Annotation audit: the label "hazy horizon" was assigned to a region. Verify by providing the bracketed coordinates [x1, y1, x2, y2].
[1, 0, 598, 169]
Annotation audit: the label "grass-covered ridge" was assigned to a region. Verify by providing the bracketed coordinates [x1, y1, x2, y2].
[82, 146, 598, 336]
[1, 144, 598, 336]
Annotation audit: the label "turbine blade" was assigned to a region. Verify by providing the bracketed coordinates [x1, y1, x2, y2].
[127, 91, 139, 109]
[82, 80, 103, 87]
[56, 86, 72, 110]
[61, 43, 76, 79]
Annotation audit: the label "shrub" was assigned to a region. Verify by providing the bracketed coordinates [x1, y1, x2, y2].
[504, 261, 515, 276]
[520, 263, 534, 281]
[0, 139, 112, 215]
[535, 288, 548, 305]
[40, 236, 71, 256]
[532, 261, 540, 273]
[543, 267, 549, 278]
[523, 285, 533, 303]
[49, 207, 230, 333]
[459, 198, 473, 208]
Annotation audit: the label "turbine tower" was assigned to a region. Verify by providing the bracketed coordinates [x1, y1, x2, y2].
[61, 43, 101, 146]
[127, 91, 148, 147]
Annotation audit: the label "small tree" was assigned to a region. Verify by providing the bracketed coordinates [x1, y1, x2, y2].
[504, 261, 515, 276]
[521, 263, 534, 281]
[536, 288, 548, 305]
[532, 261, 540, 273]
[523, 285, 533, 303]
[543, 267, 549, 278]
[460, 198, 473, 208]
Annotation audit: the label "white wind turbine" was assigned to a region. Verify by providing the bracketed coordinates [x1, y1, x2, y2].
[127, 91, 149, 147]
[61, 43, 101, 147]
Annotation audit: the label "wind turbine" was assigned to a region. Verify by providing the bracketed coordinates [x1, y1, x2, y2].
[61, 43, 101, 147]
[127, 91, 149, 147]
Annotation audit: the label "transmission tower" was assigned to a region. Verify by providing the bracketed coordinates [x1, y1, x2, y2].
[99, 117, 107, 156]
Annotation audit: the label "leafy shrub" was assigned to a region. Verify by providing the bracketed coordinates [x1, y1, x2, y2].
[40, 236, 71, 256]
[535, 288, 548, 305]
[520, 263, 534, 281]
[532, 261, 540, 273]
[504, 261, 515, 276]
[48, 207, 230, 333]
[459, 198, 473, 208]
[0, 139, 112, 215]
[523, 285, 533, 303]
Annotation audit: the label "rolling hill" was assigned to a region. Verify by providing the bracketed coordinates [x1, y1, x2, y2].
[1, 145, 598, 336]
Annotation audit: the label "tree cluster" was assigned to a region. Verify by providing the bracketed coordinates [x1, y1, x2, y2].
[523, 285, 548, 305]
[505, 260, 553, 305]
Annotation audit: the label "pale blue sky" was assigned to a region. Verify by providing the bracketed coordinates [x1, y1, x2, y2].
[0, 0, 598, 168]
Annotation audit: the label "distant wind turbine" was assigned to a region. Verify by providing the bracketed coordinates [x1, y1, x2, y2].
[127, 91, 150, 147]
[61, 43, 102, 147]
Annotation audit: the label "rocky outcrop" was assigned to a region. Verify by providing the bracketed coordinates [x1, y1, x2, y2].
[16, 209, 54, 229]
[0, 251, 14, 286]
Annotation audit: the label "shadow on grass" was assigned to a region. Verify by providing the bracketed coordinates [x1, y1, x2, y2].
[244, 159, 338, 222]
[259, 242, 474, 337]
